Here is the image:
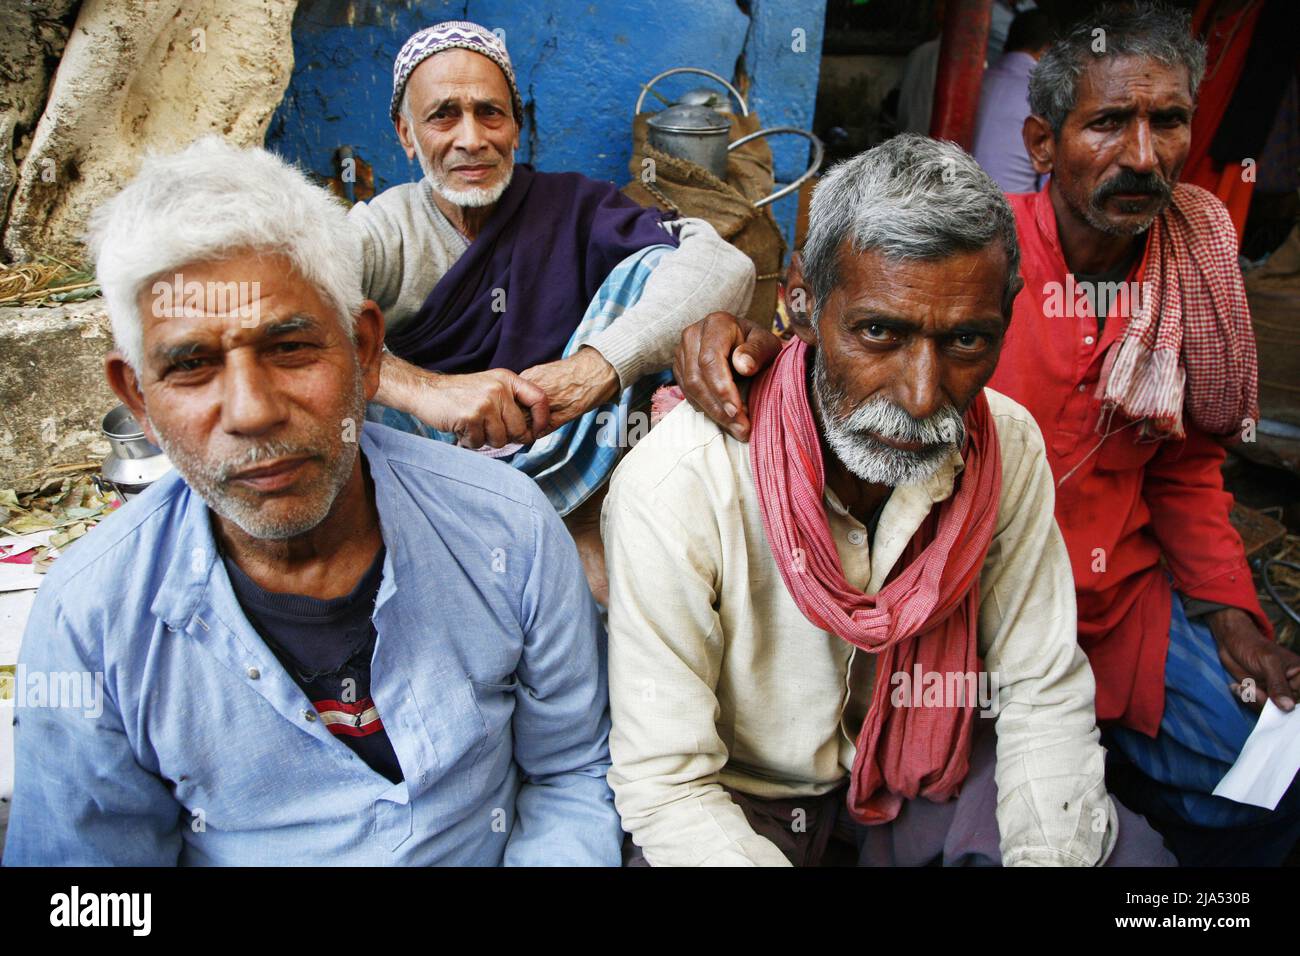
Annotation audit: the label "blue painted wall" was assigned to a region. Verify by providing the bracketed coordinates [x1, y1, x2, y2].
[266, 0, 825, 252]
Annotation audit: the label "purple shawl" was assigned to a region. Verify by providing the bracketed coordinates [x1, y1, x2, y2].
[385, 164, 678, 374]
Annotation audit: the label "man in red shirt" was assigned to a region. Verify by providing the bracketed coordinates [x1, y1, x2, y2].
[670, 2, 1300, 865]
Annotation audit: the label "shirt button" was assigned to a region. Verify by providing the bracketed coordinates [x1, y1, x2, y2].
[1078, 384, 1087, 393]
[847, 529, 866, 546]
[303, 710, 317, 722]
[247, 667, 260, 680]
[1084, 335, 1095, 345]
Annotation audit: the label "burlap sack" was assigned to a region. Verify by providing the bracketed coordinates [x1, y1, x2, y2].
[623, 110, 787, 329]
[1245, 223, 1300, 426]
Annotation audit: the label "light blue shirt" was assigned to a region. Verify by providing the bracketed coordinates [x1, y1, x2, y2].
[972, 50, 1041, 195]
[4, 423, 621, 866]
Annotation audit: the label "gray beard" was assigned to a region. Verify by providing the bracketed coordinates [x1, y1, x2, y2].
[417, 141, 514, 209]
[1079, 190, 1164, 237]
[810, 346, 964, 488]
[152, 369, 366, 540]
[1082, 203, 1157, 236]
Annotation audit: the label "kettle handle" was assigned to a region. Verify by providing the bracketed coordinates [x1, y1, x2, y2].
[727, 126, 824, 209]
[635, 67, 749, 117]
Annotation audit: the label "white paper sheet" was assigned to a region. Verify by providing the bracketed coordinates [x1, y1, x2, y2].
[0, 528, 55, 559]
[1212, 700, 1300, 810]
[0, 563, 43, 593]
[0, 529, 54, 593]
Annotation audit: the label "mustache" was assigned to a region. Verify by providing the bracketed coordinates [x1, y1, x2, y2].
[838, 396, 965, 449]
[1093, 169, 1172, 205]
[448, 156, 502, 169]
[213, 441, 324, 482]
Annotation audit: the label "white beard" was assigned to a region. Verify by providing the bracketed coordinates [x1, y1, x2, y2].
[415, 139, 514, 208]
[810, 346, 964, 488]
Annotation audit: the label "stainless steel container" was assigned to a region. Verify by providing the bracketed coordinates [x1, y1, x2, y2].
[646, 104, 733, 179]
[637, 67, 750, 180]
[100, 404, 172, 498]
[634, 66, 824, 199]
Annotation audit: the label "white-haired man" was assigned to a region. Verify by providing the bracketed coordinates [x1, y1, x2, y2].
[351, 20, 755, 603]
[604, 136, 1174, 867]
[3, 138, 621, 866]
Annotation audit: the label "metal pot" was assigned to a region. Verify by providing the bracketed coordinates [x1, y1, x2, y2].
[637, 67, 749, 180]
[636, 67, 824, 203]
[100, 404, 172, 499]
[646, 105, 733, 179]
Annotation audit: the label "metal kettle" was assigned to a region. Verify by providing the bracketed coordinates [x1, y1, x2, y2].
[640, 68, 748, 180]
[636, 67, 823, 207]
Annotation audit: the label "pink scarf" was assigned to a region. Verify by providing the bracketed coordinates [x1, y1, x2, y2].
[1097, 183, 1259, 439]
[749, 338, 1002, 823]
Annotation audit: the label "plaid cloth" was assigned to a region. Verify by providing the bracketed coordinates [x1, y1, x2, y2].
[1096, 183, 1259, 440]
[367, 245, 673, 516]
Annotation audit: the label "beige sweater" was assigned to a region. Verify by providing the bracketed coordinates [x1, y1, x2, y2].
[601, 388, 1119, 867]
[348, 176, 755, 388]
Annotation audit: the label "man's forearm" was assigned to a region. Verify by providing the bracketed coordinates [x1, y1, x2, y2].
[374, 349, 437, 417]
[611, 776, 793, 866]
[517, 346, 620, 432]
[1143, 425, 1271, 631]
[975, 413, 1112, 865]
[603, 471, 790, 867]
[585, 218, 755, 389]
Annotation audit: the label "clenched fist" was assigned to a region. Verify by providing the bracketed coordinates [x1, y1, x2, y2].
[377, 353, 551, 449]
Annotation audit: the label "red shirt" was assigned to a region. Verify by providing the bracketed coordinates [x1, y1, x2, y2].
[988, 187, 1270, 737]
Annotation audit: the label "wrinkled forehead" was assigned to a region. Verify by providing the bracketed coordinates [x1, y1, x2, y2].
[135, 254, 344, 362]
[406, 48, 513, 108]
[1073, 53, 1195, 114]
[832, 242, 1010, 318]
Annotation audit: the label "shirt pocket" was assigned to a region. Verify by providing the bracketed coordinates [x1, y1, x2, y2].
[468, 675, 520, 745]
[1095, 428, 1160, 473]
[404, 676, 493, 775]
[465, 676, 520, 785]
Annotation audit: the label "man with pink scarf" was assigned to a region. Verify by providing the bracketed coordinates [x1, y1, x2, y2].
[601, 136, 1173, 866]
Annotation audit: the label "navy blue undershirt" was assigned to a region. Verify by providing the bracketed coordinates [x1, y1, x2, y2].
[224, 546, 403, 784]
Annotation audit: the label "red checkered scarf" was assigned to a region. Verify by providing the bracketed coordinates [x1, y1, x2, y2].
[748, 338, 1002, 824]
[1097, 183, 1259, 439]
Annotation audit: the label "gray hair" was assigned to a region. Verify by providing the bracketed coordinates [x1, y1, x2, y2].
[802, 134, 1020, 317]
[87, 136, 364, 372]
[1028, 1, 1207, 134]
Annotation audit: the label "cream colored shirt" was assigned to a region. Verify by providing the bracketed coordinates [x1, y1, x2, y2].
[602, 388, 1118, 867]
